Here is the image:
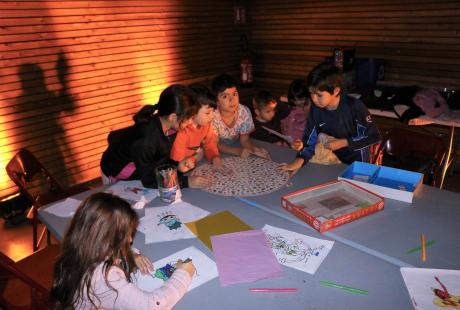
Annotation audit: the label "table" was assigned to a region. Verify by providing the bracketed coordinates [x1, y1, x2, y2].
[38, 141, 460, 309]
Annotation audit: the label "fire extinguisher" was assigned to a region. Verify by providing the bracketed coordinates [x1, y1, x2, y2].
[240, 35, 253, 86]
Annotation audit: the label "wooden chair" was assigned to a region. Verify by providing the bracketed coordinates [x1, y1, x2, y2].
[0, 244, 61, 310]
[5, 149, 89, 251]
[375, 127, 446, 187]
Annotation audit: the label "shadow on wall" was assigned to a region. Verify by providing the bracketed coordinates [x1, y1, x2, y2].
[15, 51, 77, 186]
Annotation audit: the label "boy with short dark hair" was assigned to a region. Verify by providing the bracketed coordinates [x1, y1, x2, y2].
[251, 90, 290, 145]
[280, 63, 381, 172]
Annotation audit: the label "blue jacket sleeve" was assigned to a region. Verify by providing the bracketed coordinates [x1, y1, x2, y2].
[297, 112, 318, 163]
[347, 100, 381, 151]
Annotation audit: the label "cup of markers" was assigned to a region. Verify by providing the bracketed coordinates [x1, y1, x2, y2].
[155, 164, 181, 203]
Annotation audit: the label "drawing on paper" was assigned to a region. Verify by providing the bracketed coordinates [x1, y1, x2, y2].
[266, 233, 325, 264]
[158, 212, 182, 230]
[154, 263, 176, 281]
[432, 276, 460, 309]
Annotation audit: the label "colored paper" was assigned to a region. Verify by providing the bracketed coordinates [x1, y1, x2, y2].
[185, 210, 252, 250]
[263, 224, 334, 274]
[210, 229, 283, 287]
[104, 180, 158, 205]
[137, 201, 210, 244]
[401, 267, 460, 310]
[43, 197, 81, 217]
[133, 246, 218, 292]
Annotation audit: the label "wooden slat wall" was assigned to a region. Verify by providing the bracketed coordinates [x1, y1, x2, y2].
[247, 0, 460, 97]
[0, 0, 245, 198]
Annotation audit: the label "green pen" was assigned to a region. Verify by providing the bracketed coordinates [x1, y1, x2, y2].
[320, 281, 369, 295]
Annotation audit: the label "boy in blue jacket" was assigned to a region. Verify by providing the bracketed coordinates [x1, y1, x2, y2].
[280, 63, 381, 172]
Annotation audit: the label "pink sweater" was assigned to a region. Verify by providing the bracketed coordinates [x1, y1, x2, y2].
[76, 264, 192, 310]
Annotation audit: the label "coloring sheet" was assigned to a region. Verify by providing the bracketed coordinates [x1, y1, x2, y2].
[133, 246, 218, 292]
[137, 201, 210, 244]
[104, 180, 158, 205]
[43, 197, 81, 217]
[400, 267, 460, 310]
[262, 224, 334, 274]
[190, 156, 290, 197]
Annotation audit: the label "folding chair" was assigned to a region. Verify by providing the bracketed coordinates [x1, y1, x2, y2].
[375, 127, 446, 187]
[5, 149, 89, 251]
[0, 244, 61, 310]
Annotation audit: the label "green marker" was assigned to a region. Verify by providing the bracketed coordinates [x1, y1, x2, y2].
[407, 240, 436, 255]
[320, 281, 368, 295]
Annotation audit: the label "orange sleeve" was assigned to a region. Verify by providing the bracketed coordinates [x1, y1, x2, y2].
[170, 130, 188, 162]
[202, 124, 220, 161]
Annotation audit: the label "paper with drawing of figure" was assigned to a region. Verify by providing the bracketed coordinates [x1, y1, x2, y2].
[44, 197, 82, 217]
[262, 224, 334, 274]
[133, 246, 218, 292]
[400, 267, 460, 310]
[104, 180, 158, 204]
[137, 201, 210, 244]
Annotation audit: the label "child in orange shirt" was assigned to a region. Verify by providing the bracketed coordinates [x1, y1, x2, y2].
[171, 85, 229, 174]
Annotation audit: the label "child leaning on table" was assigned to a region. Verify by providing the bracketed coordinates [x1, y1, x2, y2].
[280, 63, 381, 172]
[170, 84, 230, 174]
[211, 74, 270, 159]
[250, 90, 290, 146]
[52, 192, 195, 310]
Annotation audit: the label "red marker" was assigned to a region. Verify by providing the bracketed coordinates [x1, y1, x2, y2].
[249, 288, 298, 293]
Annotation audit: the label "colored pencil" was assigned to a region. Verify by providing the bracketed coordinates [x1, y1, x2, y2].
[249, 288, 298, 292]
[320, 281, 368, 295]
[406, 239, 435, 254]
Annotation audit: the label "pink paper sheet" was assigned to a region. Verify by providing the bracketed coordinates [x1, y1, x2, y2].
[210, 229, 283, 286]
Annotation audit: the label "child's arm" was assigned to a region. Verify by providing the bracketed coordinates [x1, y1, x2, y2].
[347, 100, 381, 151]
[240, 133, 270, 159]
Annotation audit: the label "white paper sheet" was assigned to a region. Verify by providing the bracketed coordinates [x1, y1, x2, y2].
[43, 197, 81, 217]
[133, 246, 218, 292]
[262, 224, 334, 275]
[400, 267, 460, 310]
[104, 180, 158, 206]
[137, 201, 210, 244]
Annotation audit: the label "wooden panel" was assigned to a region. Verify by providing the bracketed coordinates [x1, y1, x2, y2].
[0, 0, 245, 198]
[247, 0, 460, 98]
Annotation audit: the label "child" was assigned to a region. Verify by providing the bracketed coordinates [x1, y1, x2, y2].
[280, 63, 381, 172]
[170, 84, 229, 174]
[250, 90, 290, 146]
[211, 74, 269, 159]
[280, 79, 311, 141]
[52, 192, 195, 309]
[100, 84, 212, 189]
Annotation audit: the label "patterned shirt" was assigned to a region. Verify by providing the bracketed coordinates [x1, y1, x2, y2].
[212, 104, 254, 145]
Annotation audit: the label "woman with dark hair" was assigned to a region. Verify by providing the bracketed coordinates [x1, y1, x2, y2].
[52, 192, 195, 309]
[100, 84, 212, 188]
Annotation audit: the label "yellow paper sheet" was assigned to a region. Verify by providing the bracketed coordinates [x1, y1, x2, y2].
[185, 210, 252, 250]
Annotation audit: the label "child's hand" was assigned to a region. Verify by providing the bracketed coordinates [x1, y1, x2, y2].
[239, 147, 251, 158]
[250, 146, 271, 160]
[188, 175, 213, 188]
[212, 157, 232, 175]
[279, 157, 304, 172]
[178, 157, 196, 173]
[133, 253, 154, 275]
[176, 260, 196, 278]
[324, 138, 348, 151]
[290, 139, 303, 151]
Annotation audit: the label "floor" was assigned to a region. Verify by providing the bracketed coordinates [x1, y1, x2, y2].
[1, 172, 460, 262]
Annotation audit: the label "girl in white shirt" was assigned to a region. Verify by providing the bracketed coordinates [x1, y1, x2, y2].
[52, 192, 195, 310]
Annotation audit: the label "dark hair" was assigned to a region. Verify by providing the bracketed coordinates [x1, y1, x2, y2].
[253, 90, 276, 110]
[52, 193, 139, 309]
[133, 84, 198, 124]
[211, 74, 238, 96]
[287, 79, 308, 103]
[306, 63, 343, 95]
[189, 83, 217, 109]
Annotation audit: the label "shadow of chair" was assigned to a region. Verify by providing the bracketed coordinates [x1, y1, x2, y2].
[5, 149, 89, 251]
[375, 127, 446, 187]
[0, 244, 61, 309]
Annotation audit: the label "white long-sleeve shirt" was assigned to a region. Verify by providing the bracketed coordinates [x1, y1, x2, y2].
[76, 263, 192, 310]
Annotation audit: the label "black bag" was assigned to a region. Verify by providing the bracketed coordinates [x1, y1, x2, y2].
[0, 193, 31, 226]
